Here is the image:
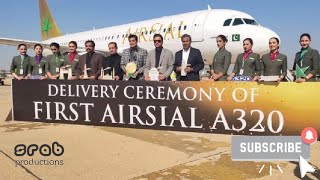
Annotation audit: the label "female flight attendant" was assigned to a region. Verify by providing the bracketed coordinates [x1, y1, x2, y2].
[210, 35, 231, 81]
[293, 33, 320, 82]
[228, 38, 261, 81]
[28, 44, 46, 79]
[63, 41, 79, 80]
[260, 37, 287, 82]
[10, 44, 30, 80]
[46, 42, 64, 79]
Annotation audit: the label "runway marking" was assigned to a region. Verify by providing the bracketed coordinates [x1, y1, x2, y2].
[277, 165, 283, 173]
[258, 165, 265, 173]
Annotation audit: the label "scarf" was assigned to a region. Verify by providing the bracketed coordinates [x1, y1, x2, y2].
[35, 55, 42, 64]
[300, 47, 309, 60]
[69, 52, 77, 62]
[243, 50, 252, 60]
[270, 50, 279, 61]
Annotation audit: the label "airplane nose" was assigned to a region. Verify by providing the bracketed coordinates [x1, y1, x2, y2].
[253, 27, 281, 54]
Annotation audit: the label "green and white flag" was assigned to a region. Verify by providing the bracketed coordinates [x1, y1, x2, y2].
[232, 34, 240, 41]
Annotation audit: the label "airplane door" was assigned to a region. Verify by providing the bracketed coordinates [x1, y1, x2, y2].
[191, 12, 209, 42]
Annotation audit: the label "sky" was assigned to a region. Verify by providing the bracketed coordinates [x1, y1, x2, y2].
[0, 0, 320, 70]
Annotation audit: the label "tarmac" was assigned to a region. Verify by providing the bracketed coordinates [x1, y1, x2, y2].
[0, 78, 319, 180]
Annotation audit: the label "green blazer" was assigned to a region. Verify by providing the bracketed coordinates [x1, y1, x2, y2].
[212, 48, 231, 81]
[29, 56, 46, 76]
[63, 53, 80, 75]
[10, 55, 30, 77]
[232, 52, 260, 77]
[45, 54, 64, 76]
[260, 53, 287, 76]
[293, 47, 319, 82]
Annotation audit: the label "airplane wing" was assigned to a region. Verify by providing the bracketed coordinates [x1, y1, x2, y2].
[0, 37, 50, 49]
[0, 37, 111, 56]
[0, 37, 88, 54]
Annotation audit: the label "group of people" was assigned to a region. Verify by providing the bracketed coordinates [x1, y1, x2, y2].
[10, 33, 320, 83]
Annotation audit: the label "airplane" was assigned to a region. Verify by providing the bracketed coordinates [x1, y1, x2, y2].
[0, 0, 279, 66]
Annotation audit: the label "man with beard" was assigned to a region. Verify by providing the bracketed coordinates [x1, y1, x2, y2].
[76, 40, 103, 80]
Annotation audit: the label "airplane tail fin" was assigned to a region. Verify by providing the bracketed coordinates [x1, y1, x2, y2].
[39, 0, 62, 40]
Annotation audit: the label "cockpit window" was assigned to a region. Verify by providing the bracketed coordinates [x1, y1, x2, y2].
[223, 19, 232, 26]
[233, 18, 244, 26]
[243, 18, 259, 25]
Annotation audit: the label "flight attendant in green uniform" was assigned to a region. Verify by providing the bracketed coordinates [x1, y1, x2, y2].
[228, 38, 260, 81]
[46, 42, 64, 79]
[260, 37, 287, 82]
[10, 44, 30, 80]
[293, 33, 320, 83]
[63, 41, 79, 80]
[28, 44, 46, 80]
[210, 35, 231, 81]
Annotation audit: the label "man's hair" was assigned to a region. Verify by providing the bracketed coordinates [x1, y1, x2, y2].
[181, 34, 192, 41]
[85, 40, 95, 47]
[128, 34, 138, 41]
[153, 34, 163, 41]
[108, 42, 118, 48]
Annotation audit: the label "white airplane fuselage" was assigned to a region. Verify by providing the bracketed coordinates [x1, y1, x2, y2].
[44, 9, 279, 64]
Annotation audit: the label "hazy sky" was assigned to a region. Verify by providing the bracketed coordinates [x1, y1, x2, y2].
[0, 0, 319, 70]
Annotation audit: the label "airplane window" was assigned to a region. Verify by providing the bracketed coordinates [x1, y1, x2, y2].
[223, 19, 232, 26]
[184, 25, 187, 30]
[243, 18, 259, 25]
[168, 28, 171, 32]
[163, 28, 166, 32]
[233, 18, 244, 26]
[117, 35, 119, 38]
[178, 26, 181, 31]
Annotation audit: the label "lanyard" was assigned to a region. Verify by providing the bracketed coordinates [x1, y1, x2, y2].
[55, 55, 60, 66]
[241, 58, 245, 68]
[20, 56, 25, 68]
[300, 49, 308, 67]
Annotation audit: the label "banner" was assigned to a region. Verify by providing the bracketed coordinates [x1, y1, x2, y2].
[12, 80, 320, 135]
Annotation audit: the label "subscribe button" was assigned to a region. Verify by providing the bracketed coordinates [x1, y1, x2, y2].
[231, 136, 310, 161]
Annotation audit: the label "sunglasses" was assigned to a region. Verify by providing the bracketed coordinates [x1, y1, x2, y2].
[154, 40, 162, 43]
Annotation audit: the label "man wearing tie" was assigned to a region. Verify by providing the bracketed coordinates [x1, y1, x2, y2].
[174, 34, 204, 81]
[144, 34, 174, 81]
[76, 40, 103, 80]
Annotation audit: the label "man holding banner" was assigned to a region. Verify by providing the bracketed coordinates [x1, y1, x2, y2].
[144, 34, 174, 81]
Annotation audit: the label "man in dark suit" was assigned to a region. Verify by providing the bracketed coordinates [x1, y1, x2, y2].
[76, 40, 103, 80]
[174, 34, 204, 81]
[99, 42, 123, 80]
